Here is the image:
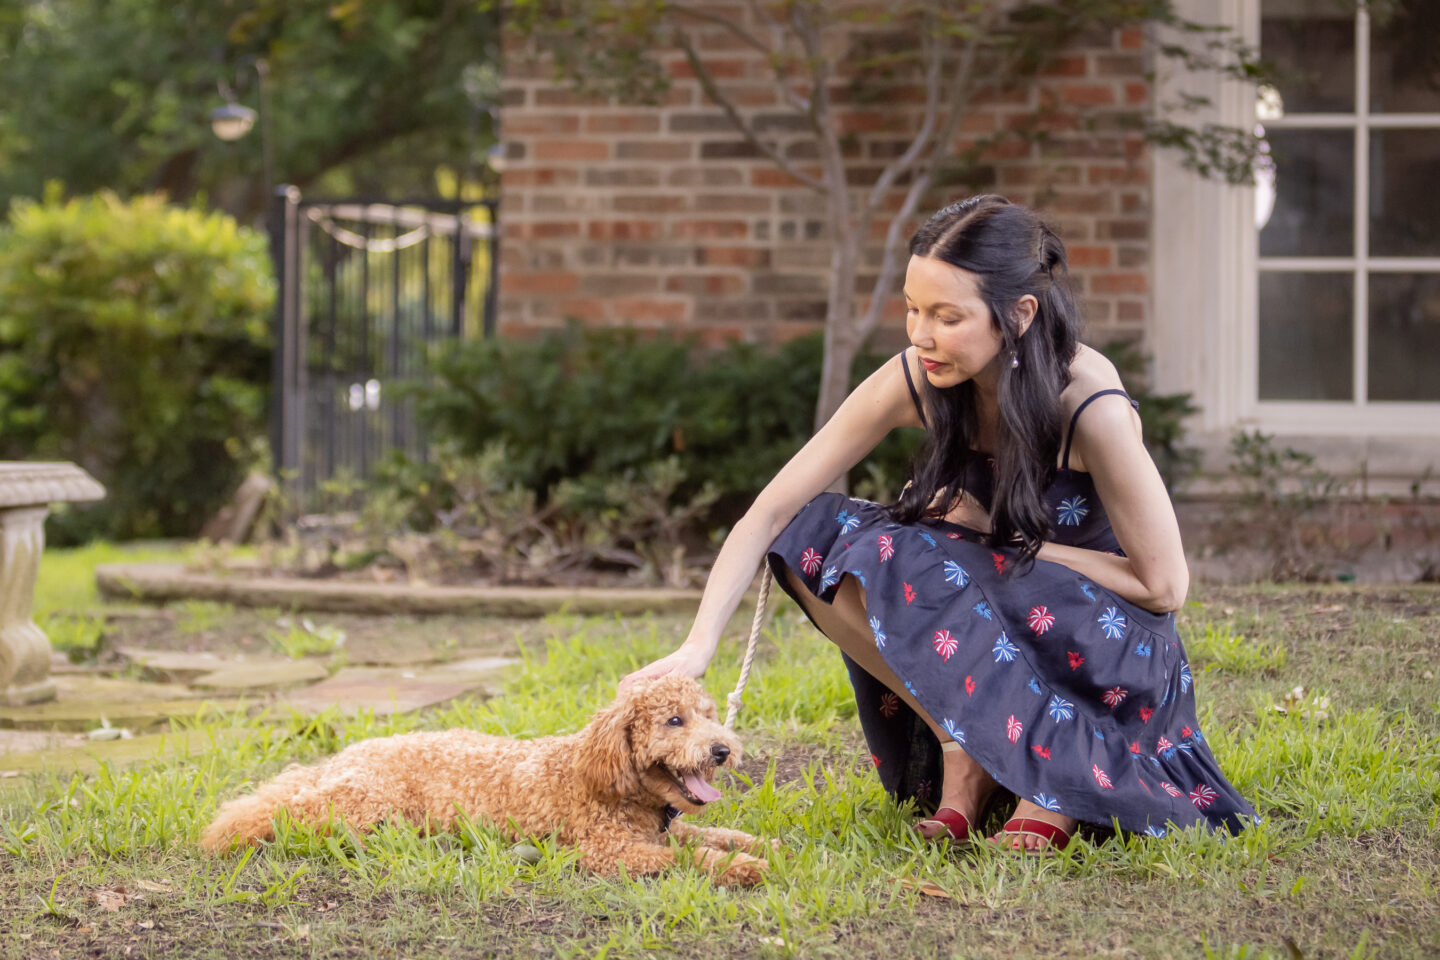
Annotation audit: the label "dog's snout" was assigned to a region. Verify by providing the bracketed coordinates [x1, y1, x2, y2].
[710, 743, 731, 765]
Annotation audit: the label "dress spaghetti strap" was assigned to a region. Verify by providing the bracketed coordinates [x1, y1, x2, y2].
[1061, 388, 1139, 470]
[900, 349, 927, 427]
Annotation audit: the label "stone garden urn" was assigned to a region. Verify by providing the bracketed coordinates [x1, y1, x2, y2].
[0, 462, 105, 705]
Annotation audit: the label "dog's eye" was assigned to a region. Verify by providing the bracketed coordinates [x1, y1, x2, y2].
[666, 715, 684, 727]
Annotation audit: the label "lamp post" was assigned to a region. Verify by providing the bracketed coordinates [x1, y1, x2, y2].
[209, 58, 275, 193]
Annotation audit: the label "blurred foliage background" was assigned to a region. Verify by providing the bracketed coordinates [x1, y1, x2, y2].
[0, 0, 501, 542]
[0, 188, 273, 542]
[0, 0, 1197, 560]
[0, 0, 502, 221]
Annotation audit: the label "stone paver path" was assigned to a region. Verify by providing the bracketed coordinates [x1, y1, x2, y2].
[190, 659, 330, 691]
[117, 648, 231, 683]
[0, 674, 246, 733]
[280, 659, 514, 717]
[2, 728, 255, 778]
[1, 641, 521, 784]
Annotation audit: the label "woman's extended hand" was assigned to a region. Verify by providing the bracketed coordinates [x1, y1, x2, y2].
[618, 642, 712, 693]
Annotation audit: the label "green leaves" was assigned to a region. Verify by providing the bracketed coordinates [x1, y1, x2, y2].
[412, 324, 872, 506]
[0, 190, 274, 542]
[0, 0, 501, 215]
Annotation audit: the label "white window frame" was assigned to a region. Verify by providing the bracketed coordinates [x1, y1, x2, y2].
[1152, 0, 1440, 443]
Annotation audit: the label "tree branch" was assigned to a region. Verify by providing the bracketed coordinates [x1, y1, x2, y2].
[743, 0, 780, 34]
[667, 1, 771, 54]
[790, 3, 848, 213]
[854, 166, 934, 343]
[858, 19, 947, 231]
[675, 33, 826, 192]
[854, 14, 996, 343]
[792, 2, 830, 129]
[744, 0, 811, 114]
[668, 0, 813, 113]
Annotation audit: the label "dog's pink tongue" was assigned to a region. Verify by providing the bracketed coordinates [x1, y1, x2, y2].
[683, 771, 722, 803]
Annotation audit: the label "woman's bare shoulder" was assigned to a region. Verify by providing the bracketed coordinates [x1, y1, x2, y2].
[1060, 344, 1127, 415]
[1058, 346, 1141, 472]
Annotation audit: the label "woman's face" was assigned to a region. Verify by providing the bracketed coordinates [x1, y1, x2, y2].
[904, 255, 1006, 390]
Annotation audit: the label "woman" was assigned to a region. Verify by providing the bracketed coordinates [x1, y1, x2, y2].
[622, 195, 1256, 852]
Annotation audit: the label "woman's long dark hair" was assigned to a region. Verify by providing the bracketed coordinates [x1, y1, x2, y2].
[889, 195, 1081, 569]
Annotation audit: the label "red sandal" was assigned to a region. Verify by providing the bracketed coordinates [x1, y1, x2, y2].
[992, 816, 1073, 855]
[917, 739, 998, 843]
[915, 807, 975, 842]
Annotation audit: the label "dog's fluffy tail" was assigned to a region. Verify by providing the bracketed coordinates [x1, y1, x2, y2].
[199, 766, 315, 854]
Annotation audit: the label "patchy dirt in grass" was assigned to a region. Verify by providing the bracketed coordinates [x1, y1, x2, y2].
[1179, 584, 1440, 741]
[6, 832, 1439, 960]
[7, 584, 1438, 958]
[740, 744, 861, 791]
[1193, 583, 1440, 620]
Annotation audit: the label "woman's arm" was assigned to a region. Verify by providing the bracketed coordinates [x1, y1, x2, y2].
[1038, 392, 1189, 612]
[620, 351, 924, 687]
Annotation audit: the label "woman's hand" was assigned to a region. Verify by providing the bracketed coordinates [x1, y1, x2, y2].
[940, 491, 992, 534]
[617, 354, 919, 697]
[618, 642, 713, 693]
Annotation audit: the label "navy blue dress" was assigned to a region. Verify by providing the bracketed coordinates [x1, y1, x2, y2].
[767, 364, 1258, 837]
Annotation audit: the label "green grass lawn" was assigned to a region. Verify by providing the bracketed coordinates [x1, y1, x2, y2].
[2, 546, 1438, 959]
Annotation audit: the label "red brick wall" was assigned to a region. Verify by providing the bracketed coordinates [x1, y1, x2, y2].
[499, 12, 1151, 350]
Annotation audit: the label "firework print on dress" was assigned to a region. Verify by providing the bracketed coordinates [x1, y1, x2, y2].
[767, 490, 1259, 837]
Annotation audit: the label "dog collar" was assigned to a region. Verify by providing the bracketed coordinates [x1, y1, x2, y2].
[661, 804, 682, 830]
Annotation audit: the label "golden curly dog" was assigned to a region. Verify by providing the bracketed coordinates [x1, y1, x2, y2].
[200, 676, 773, 885]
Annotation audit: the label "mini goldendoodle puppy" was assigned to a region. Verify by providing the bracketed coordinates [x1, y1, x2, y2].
[200, 675, 773, 885]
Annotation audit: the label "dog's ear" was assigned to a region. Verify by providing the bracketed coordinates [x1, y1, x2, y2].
[574, 689, 642, 801]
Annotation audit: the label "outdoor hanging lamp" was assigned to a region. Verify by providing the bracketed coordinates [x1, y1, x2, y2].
[209, 102, 258, 142]
[207, 58, 275, 190]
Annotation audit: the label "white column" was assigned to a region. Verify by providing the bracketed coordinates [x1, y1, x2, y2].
[0, 505, 55, 705]
[0, 462, 106, 705]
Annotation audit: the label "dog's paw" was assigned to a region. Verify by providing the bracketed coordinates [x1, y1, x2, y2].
[739, 835, 782, 856]
[720, 829, 780, 857]
[741, 834, 782, 856]
[715, 853, 768, 887]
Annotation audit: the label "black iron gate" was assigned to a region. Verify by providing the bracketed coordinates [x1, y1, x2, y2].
[268, 186, 498, 512]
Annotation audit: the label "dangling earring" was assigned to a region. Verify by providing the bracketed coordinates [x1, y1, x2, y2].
[1010, 354, 1020, 369]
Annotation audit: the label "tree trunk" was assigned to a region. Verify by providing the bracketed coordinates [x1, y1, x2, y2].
[814, 232, 863, 433]
[150, 148, 199, 203]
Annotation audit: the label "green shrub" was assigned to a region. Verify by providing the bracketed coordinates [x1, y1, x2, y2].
[408, 324, 920, 516]
[317, 328, 924, 584]
[314, 331, 1199, 584]
[0, 187, 274, 543]
[410, 329, 1195, 518]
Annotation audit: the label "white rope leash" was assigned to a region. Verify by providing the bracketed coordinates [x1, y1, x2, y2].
[724, 563, 773, 728]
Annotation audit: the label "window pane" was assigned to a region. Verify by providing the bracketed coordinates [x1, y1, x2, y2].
[1258, 130, 1354, 258]
[1368, 273, 1440, 401]
[1370, 3, 1440, 113]
[1261, 2, 1355, 113]
[1370, 130, 1440, 256]
[1258, 272, 1353, 401]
